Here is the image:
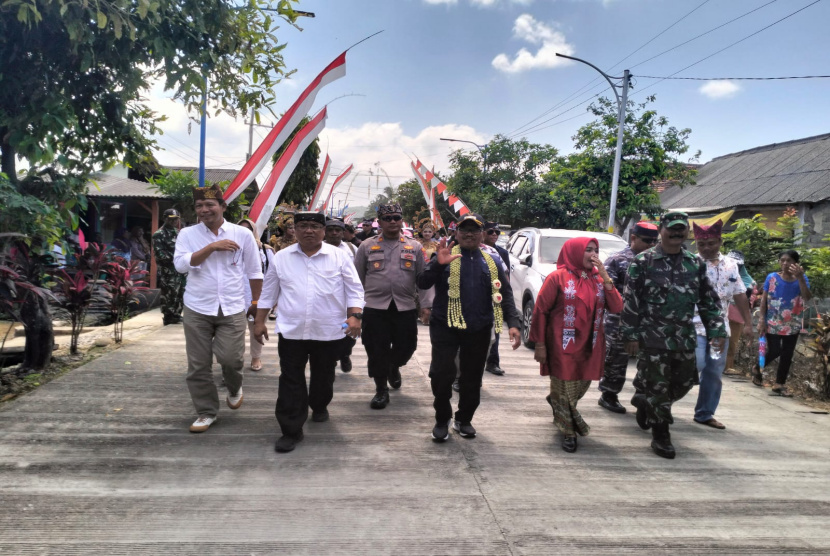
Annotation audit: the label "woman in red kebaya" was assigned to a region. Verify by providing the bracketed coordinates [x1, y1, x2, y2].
[529, 237, 623, 453]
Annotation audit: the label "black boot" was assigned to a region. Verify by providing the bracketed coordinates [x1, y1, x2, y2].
[598, 392, 627, 414]
[651, 423, 676, 459]
[370, 388, 390, 410]
[388, 366, 402, 389]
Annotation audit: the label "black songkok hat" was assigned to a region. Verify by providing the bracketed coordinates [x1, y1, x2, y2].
[294, 212, 326, 226]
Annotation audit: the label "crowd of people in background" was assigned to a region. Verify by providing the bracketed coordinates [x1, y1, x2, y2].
[100, 186, 814, 460]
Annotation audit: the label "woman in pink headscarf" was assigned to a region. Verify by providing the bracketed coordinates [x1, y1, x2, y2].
[529, 237, 623, 453]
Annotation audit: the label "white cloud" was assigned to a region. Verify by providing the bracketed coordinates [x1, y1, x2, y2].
[699, 80, 741, 99]
[492, 14, 575, 73]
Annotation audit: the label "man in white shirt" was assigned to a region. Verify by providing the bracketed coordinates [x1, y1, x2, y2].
[692, 220, 753, 430]
[174, 184, 263, 433]
[254, 212, 365, 453]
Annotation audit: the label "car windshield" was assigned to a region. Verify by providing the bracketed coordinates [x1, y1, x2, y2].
[539, 236, 628, 264]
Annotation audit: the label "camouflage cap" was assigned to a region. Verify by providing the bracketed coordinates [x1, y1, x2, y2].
[660, 211, 689, 229]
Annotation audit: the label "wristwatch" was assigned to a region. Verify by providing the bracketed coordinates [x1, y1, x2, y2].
[349, 312, 363, 320]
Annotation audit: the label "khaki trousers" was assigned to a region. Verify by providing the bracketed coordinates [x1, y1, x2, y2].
[183, 306, 247, 417]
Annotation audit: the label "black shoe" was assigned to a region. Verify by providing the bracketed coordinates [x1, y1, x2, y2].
[650, 424, 676, 459]
[452, 420, 476, 438]
[633, 402, 651, 430]
[311, 409, 329, 422]
[370, 389, 390, 410]
[562, 435, 577, 453]
[432, 421, 450, 442]
[388, 366, 402, 389]
[598, 393, 627, 414]
[485, 365, 505, 376]
[340, 357, 352, 373]
[275, 430, 304, 453]
[452, 379, 460, 393]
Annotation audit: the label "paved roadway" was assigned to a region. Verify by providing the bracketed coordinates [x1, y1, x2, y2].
[1, 321, 829, 555]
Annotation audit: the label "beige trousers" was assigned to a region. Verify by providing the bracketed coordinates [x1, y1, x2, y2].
[183, 306, 247, 417]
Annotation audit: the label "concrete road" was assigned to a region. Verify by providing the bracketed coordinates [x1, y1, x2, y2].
[1, 322, 829, 554]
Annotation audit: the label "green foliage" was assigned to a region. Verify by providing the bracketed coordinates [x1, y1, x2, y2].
[364, 186, 397, 220]
[802, 237, 830, 299]
[1, 0, 300, 179]
[0, 174, 65, 249]
[272, 116, 321, 206]
[722, 215, 776, 282]
[395, 179, 432, 224]
[551, 95, 697, 231]
[148, 169, 248, 224]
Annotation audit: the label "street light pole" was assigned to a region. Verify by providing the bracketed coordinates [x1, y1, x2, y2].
[556, 53, 631, 234]
[440, 137, 488, 191]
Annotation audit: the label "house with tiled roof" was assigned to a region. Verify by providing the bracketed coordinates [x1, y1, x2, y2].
[660, 134, 830, 246]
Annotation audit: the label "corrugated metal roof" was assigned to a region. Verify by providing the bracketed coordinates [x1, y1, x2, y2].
[86, 173, 167, 198]
[661, 133, 830, 211]
[165, 166, 239, 185]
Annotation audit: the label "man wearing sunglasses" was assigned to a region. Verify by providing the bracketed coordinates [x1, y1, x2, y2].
[354, 204, 433, 409]
[597, 221, 659, 414]
[482, 222, 511, 376]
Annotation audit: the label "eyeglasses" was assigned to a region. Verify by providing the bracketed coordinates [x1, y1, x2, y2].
[456, 228, 481, 236]
[485, 230, 499, 235]
[635, 235, 658, 245]
[381, 215, 402, 222]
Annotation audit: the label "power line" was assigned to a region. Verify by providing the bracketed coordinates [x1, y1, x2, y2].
[627, 0, 781, 71]
[636, 0, 824, 95]
[637, 74, 830, 81]
[506, 0, 712, 138]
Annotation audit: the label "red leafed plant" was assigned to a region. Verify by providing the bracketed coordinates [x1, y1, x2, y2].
[53, 242, 111, 354]
[103, 258, 148, 343]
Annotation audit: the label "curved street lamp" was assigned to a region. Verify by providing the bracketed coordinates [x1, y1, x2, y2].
[440, 137, 488, 191]
[556, 53, 631, 234]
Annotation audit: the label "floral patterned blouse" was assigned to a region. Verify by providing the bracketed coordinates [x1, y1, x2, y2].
[763, 272, 810, 336]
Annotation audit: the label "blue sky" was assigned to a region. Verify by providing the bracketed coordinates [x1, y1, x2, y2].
[150, 0, 830, 208]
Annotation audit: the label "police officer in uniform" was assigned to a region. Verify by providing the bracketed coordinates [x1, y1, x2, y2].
[152, 208, 186, 325]
[354, 204, 432, 409]
[621, 211, 726, 459]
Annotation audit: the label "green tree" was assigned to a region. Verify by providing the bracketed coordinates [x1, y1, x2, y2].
[271, 116, 321, 207]
[552, 95, 698, 232]
[444, 135, 559, 227]
[396, 178, 432, 224]
[149, 170, 248, 224]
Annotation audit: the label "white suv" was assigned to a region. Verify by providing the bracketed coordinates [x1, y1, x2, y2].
[505, 228, 628, 348]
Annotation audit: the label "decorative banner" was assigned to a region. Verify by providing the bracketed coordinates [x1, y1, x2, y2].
[343, 211, 357, 224]
[430, 186, 445, 229]
[309, 154, 331, 210]
[249, 108, 328, 234]
[224, 52, 347, 203]
[410, 162, 432, 207]
[320, 164, 354, 213]
[412, 158, 470, 218]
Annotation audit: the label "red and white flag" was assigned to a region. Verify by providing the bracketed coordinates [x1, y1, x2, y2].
[430, 187, 445, 229]
[320, 164, 353, 213]
[410, 162, 432, 207]
[309, 154, 331, 210]
[223, 53, 347, 204]
[249, 108, 328, 234]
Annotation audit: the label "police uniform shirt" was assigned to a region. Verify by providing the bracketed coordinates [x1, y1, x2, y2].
[354, 234, 432, 311]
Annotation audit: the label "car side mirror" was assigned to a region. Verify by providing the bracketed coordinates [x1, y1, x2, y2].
[519, 254, 532, 266]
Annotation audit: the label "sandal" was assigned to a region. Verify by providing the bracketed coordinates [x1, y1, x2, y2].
[770, 386, 793, 398]
[250, 359, 262, 372]
[751, 365, 763, 387]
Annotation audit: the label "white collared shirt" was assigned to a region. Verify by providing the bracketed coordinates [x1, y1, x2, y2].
[260, 242, 365, 341]
[174, 220, 264, 316]
[332, 240, 356, 260]
[693, 253, 744, 337]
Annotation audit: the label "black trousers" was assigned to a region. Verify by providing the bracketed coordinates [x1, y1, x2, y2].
[275, 335, 345, 436]
[429, 323, 492, 424]
[341, 337, 356, 361]
[765, 333, 799, 385]
[486, 333, 500, 367]
[361, 304, 418, 390]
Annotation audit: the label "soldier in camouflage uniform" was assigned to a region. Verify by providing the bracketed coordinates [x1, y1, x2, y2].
[597, 221, 659, 414]
[621, 211, 726, 459]
[153, 208, 186, 325]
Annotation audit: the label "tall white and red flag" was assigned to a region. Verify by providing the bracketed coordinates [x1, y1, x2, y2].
[249, 108, 328, 234]
[320, 164, 354, 213]
[223, 53, 347, 204]
[309, 154, 331, 210]
[410, 162, 432, 207]
[430, 187, 445, 229]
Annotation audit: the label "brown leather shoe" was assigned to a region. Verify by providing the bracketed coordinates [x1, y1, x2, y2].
[695, 418, 726, 430]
